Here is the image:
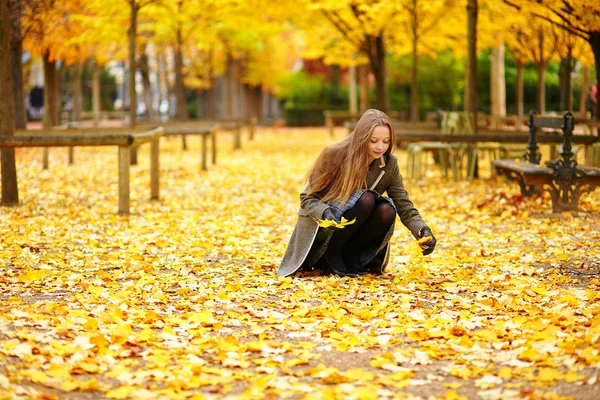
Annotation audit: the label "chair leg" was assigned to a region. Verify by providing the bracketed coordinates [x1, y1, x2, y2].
[449, 149, 459, 181]
[467, 147, 477, 182]
[439, 149, 449, 179]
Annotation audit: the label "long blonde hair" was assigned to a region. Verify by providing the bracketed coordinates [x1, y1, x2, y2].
[306, 109, 395, 204]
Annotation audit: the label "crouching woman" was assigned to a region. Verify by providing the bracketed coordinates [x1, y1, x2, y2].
[277, 109, 436, 278]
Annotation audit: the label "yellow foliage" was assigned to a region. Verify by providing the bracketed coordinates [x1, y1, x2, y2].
[0, 128, 598, 399]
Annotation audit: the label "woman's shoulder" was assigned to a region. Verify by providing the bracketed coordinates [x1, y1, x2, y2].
[385, 154, 399, 167]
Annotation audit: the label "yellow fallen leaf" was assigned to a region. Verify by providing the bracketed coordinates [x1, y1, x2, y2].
[318, 217, 356, 229]
[18, 270, 44, 282]
[417, 235, 433, 249]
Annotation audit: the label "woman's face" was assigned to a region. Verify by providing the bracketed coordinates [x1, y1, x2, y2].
[367, 125, 391, 162]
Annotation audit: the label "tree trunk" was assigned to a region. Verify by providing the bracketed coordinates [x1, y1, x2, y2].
[490, 42, 506, 126]
[358, 64, 369, 112]
[579, 65, 589, 118]
[175, 26, 187, 120]
[536, 62, 546, 114]
[225, 52, 234, 118]
[1, 0, 19, 204]
[42, 52, 59, 128]
[72, 60, 83, 122]
[208, 47, 215, 118]
[9, 0, 25, 130]
[466, 0, 478, 133]
[245, 85, 261, 121]
[92, 62, 100, 126]
[371, 35, 389, 113]
[410, 10, 419, 122]
[535, 27, 546, 114]
[156, 50, 165, 117]
[589, 31, 600, 132]
[349, 64, 357, 113]
[516, 60, 524, 130]
[559, 55, 572, 112]
[464, 56, 469, 112]
[128, 0, 138, 164]
[128, 0, 137, 128]
[140, 48, 153, 121]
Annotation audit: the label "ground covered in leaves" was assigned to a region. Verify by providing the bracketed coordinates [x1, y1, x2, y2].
[1, 128, 599, 400]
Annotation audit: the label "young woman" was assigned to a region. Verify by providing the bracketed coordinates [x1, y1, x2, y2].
[277, 109, 437, 278]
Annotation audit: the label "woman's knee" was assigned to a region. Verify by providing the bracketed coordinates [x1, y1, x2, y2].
[374, 202, 396, 225]
[356, 191, 375, 211]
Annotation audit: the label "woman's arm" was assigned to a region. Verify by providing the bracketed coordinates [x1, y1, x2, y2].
[299, 184, 330, 220]
[385, 161, 427, 238]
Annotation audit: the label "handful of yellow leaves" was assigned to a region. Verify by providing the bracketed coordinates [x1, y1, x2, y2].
[318, 217, 357, 229]
[417, 235, 433, 249]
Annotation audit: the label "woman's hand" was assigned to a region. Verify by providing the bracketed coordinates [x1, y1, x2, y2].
[322, 208, 339, 223]
[418, 226, 437, 255]
[321, 208, 346, 230]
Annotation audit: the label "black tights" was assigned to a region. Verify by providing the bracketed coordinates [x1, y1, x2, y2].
[323, 191, 396, 273]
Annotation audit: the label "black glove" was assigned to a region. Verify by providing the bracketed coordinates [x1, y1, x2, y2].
[418, 226, 437, 255]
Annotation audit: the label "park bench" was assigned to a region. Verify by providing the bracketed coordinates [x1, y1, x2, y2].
[189, 117, 257, 150]
[492, 111, 600, 212]
[0, 127, 164, 215]
[325, 110, 404, 137]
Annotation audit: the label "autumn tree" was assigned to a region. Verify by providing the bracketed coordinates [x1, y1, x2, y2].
[551, 25, 593, 112]
[505, 21, 532, 122]
[1, 0, 19, 204]
[501, 7, 555, 114]
[9, 0, 26, 130]
[22, 0, 62, 128]
[305, 0, 398, 113]
[73, 1, 128, 123]
[146, 0, 215, 121]
[509, 1, 600, 121]
[389, 0, 462, 121]
[466, 0, 478, 128]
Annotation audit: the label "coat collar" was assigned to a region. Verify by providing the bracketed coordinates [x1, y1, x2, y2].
[367, 156, 387, 190]
[369, 155, 386, 170]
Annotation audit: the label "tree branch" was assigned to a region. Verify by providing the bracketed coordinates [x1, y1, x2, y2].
[321, 9, 365, 52]
[529, 10, 589, 40]
[503, 0, 589, 40]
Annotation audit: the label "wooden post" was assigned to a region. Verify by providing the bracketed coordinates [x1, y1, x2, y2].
[249, 117, 256, 141]
[201, 134, 207, 171]
[233, 123, 241, 150]
[68, 147, 74, 164]
[211, 130, 217, 164]
[118, 146, 130, 215]
[43, 147, 49, 169]
[584, 144, 593, 165]
[150, 138, 159, 199]
[325, 113, 334, 137]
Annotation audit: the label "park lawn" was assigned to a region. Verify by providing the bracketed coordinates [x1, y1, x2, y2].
[1, 127, 599, 400]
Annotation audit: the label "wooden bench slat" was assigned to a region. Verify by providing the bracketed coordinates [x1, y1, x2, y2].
[532, 115, 573, 130]
[0, 135, 132, 147]
[492, 160, 554, 175]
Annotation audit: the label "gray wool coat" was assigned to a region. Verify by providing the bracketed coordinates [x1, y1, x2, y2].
[277, 154, 427, 277]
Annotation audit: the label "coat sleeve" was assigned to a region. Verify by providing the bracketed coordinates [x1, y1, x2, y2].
[385, 159, 427, 238]
[299, 183, 330, 221]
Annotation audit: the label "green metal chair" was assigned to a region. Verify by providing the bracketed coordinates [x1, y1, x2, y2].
[406, 111, 457, 180]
